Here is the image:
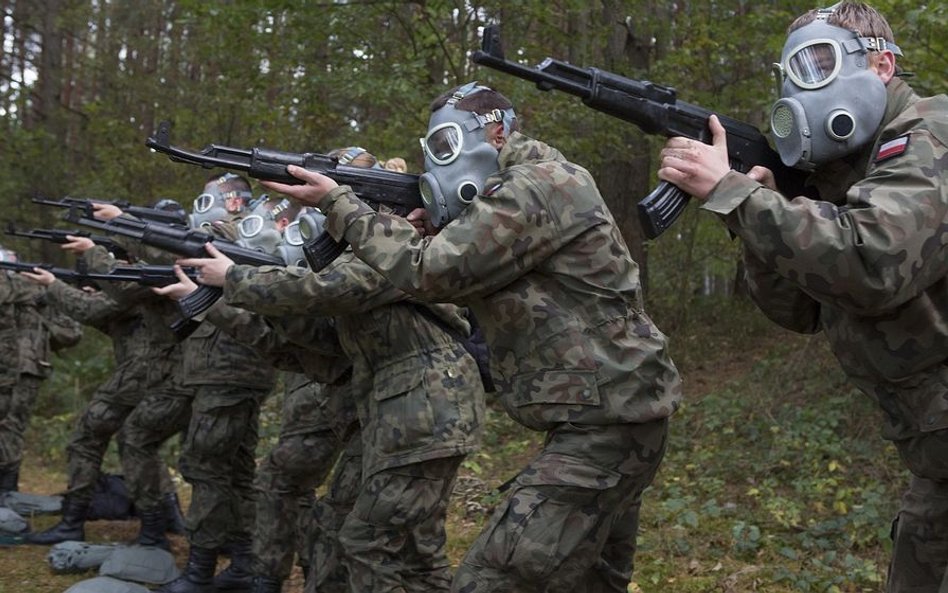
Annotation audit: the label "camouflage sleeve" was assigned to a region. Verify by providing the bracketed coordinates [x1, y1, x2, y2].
[316, 173, 576, 301]
[742, 247, 821, 334]
[703, 130, 948, 315]
[46, 280, 126, 327]
[223, 252, 408, 317]
[82, 245, 156, 305]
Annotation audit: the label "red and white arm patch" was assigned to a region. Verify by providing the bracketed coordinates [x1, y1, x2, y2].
[875, 134, 910, 163]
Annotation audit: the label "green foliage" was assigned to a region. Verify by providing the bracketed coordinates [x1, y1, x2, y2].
[636, 314, 902, 592]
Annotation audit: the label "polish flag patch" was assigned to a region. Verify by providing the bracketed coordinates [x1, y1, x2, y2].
[875, 134, 910, 163]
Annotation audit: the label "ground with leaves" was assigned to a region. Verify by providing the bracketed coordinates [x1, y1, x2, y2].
[1, 302, 904, 593]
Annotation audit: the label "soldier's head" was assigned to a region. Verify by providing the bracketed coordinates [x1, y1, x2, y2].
[328, 146, 381, 169]
[190, 172, 253, 228]
[207, 172, 253, 214]
[420, 82, 518, 228]
[149, 198, 187, 224]
[769, 2, 900, 170]
[383, 157, 408, 173]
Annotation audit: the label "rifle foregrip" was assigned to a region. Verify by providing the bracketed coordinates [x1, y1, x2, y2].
[302, 234, 348, 272]
[636, 181, 692, 239]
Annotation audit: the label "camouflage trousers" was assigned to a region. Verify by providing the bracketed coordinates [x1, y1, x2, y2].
[178, 385, 269, 550]
[305, 433, 363, 593]
[0, 374, 43, 472]
[251, 427, 349, 580]
[452, 418, 669, 593]
[888, 429, 948, 593]
[338, 455, 464, 593]
[120, 377, 194, 512]
[65, 360, 176, 503]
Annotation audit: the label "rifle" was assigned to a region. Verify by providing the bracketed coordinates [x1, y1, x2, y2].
[5, 223, 130, 261]
[32, 196, 187, 226]
[471, 24, 811, 239]
[40, 207, 283, 320]
[145, 121, 423, 270]
[0, 260, 199, 287]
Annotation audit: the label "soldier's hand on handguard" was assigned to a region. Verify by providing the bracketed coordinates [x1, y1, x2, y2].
[658, 114, 732, 201]
[20, 268, 56, 286]
[175, 242, 234, 288]
[92, 202, 124, 221]
[260, 165, 339, 209]
[152, 264, 198, 300]
[61, 235, 95, 254]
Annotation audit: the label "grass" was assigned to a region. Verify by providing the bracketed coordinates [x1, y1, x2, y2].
[0, 298, 907, 592]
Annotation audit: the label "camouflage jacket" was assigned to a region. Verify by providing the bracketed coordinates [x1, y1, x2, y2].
[313, 132, 682, 431]
[46, 281, 146, 367]
[83, 246, 185, 386]
[224, 252, 485, 475]
[0, 272, 52, 378]
[205, 300, 355, 439]
[703, 78, 948, 441]
[204, 301, 350, 386]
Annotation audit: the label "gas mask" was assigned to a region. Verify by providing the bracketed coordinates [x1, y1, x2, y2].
[418, 82, 516, 227]
[236, 197, 297, 257]
[770, 19, 901, 170]
[189, 173, 253, 228]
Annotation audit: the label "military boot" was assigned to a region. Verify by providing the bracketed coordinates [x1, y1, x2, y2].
[24, 496, 88, 544]
[213, 537, 253, 591]
[156, 545, 218, 593]
[249, 575, 282, 593]
[0, 462, 20, 493]
[164, 491, 187, 534]
[132, 505, 171, 550]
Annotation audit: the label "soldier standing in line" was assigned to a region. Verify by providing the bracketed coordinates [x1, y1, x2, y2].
[175, 233, 487, 592]
[656, 3, 947, 591]
[0, 245, 82, 494]
[256, 82, 682, 593]
[20, 245, 184, 545]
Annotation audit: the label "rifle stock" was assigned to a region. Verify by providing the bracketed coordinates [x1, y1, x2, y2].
[472, 24, 810, 238]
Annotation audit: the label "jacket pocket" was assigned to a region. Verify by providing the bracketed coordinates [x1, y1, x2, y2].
[371, 362, 433, 454]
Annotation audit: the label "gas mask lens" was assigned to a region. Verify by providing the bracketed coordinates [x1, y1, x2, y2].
[423, 123, 463, 165]
[283, 221, 304, 246]
[194, 193, 216, 214]
[785, 40, 840, 89]
[298, 211, 326, 241]
[238, 215, 265, 239]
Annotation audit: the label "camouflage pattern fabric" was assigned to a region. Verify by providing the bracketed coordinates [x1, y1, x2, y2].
[44, 280, 158, 504]
[0, 271, 81, 472]
[118, 363, 193, 512]
[702, 78, 947, 593]
[0, 375, 43, 474]
[454, 419, 667, 592]
[309, 132, 681, 589]
[224, 254, 487, 591]
[312, 132, 681, 431]
[305, 433, 363, 593]
[251, 377, 357, 580]
[179, 384, 269, 550]
[339, 455, 463, 593]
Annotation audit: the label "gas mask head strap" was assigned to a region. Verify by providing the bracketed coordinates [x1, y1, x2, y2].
[449, 82, 517, 136]
[815, 3, 903, 57]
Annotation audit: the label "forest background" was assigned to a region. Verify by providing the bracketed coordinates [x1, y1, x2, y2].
[1, 1, 945, 592]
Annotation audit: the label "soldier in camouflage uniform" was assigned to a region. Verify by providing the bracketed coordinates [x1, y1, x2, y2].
[36, 239, 195, 549]
[657, 3, 947, 591]
[20, 251, 184, 546]
[184, 282, 360, 593]
[176, 238, 487, 593]
[258, 83, 682, 593]
[0, 246, 82, 493]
